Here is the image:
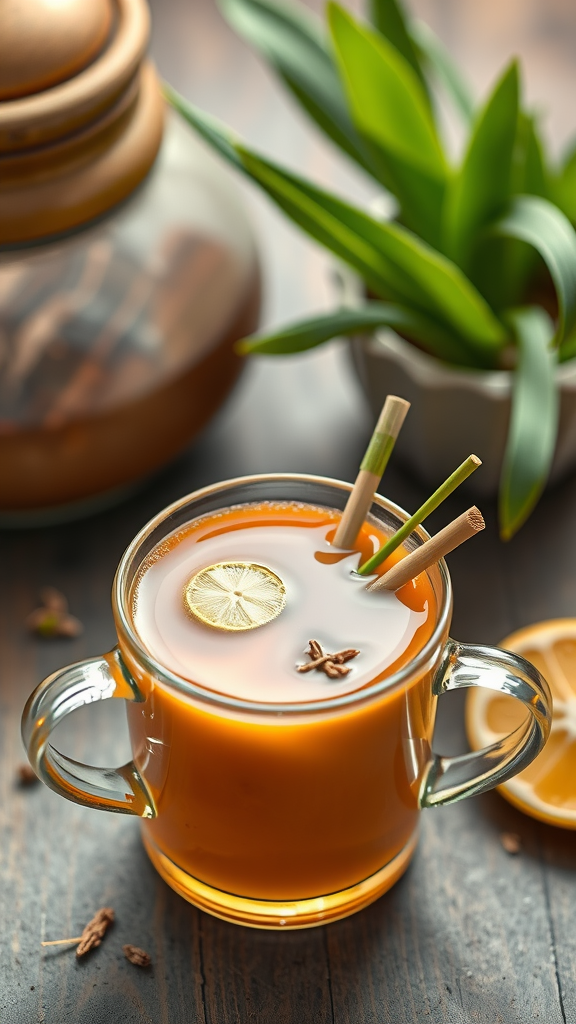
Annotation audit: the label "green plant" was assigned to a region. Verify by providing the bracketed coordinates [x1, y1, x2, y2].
[165, 0, 576, 539]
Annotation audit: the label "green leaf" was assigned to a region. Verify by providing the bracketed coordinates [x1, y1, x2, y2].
[236, 149, 428, 305]
[164, 87, 401, 299]
[238, 302, 479, 364]
[327, 4, 451, 245]
[473, 113, 551, 311]
[443, 61, 519, 268]
[513, 112, 549, 198]
[410, 19, 475, 126]
[216, 0, 374, 174]
[164, 87, 506, 359]
[328, 4, 446, 181]
[162, 83, 245, 171]
[552, 138, 576, 223]
[499, 307, 558, 540]
[558, 326, 576, 362]
[355, 140, 446, 247]
[237, 147, 507, 353]
[368, 0, 427, 91]
[493, 194, 576, 343]
[324, 5, 454, 246]
[487, 112, 550, 308]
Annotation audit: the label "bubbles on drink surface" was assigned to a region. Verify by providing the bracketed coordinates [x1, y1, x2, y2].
[184, 561, 286, 631]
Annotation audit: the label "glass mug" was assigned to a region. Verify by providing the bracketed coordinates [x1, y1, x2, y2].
[22, 475, 552, 929]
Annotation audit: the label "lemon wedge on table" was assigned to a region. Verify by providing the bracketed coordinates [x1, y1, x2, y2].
[466, 619, 576, 829]
[184, 561, 286, 632]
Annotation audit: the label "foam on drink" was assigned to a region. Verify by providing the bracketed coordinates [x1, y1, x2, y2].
[131, 501, 436, 703]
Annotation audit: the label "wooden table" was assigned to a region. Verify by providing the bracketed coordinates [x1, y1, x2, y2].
[2, 1, 576, 1021]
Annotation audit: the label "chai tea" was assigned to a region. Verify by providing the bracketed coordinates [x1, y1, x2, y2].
[127, 500, 437, 902]
[23, 474, 550, 929]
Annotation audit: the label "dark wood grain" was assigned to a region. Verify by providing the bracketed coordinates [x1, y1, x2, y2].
[3, 1, 576, 1022]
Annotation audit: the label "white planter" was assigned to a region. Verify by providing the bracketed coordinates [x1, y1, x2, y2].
[349, 329, 576, 497]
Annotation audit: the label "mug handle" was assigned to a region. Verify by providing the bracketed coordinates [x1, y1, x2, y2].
[420, 638, 552, 808]
[21, 648, 156, 818]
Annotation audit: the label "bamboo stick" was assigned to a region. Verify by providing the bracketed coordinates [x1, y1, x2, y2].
[333, 395, 410, 549]
[368, 507, 485, 592]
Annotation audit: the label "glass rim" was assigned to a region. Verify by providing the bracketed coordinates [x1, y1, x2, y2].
[113, 472, 453, 715]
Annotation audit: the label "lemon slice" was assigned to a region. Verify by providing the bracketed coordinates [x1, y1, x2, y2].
[184, 561, 286, 632]
[466, 619, 576, 829]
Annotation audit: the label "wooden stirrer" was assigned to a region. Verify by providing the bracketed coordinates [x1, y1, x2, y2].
[368, 507, 485, 592]
[333, 395, 410, 549]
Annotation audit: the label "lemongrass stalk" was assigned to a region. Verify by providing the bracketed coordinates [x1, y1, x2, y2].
[368, 507, 485, 591]
[357, 454, 482, 575]
[333, 395, 410, 549]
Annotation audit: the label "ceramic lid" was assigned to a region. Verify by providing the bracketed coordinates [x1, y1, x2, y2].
[0, 0, 164, 245]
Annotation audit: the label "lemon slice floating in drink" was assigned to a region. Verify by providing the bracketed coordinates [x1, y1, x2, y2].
[184, 561, 286, 632]
[466, 619, 576, 828]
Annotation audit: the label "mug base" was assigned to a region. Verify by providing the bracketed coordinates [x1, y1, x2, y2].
[142, 831, 418, 929]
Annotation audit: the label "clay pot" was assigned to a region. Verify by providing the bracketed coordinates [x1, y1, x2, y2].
[0, 0, 259, 521]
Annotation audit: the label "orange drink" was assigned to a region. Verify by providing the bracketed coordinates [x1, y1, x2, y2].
[127, 500, 436, 907]
[22, 474, 552, 928]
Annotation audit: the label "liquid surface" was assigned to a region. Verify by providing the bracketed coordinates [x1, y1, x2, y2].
[132, 502, 436, 703]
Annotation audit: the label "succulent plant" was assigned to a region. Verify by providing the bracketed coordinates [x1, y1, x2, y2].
[165, 0, 576, 539]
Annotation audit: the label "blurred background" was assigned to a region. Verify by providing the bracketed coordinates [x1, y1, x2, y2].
[145, 0, 576, 478]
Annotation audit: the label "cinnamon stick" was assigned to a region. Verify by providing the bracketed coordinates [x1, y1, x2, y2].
[358, 454, 482, 575]
[333, 395, 410, 549]
[369, 507, 485, 592]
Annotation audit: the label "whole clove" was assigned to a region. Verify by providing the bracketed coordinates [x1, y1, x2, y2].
[26, 586, 83, 639]
[41, 907, 115, 954]
[76, 907, 115, 957]
[500, 832, 522, 855]
[123, 944, 152, 967]
[16, 763, 39, 786]
[297, 639, 360, 678]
